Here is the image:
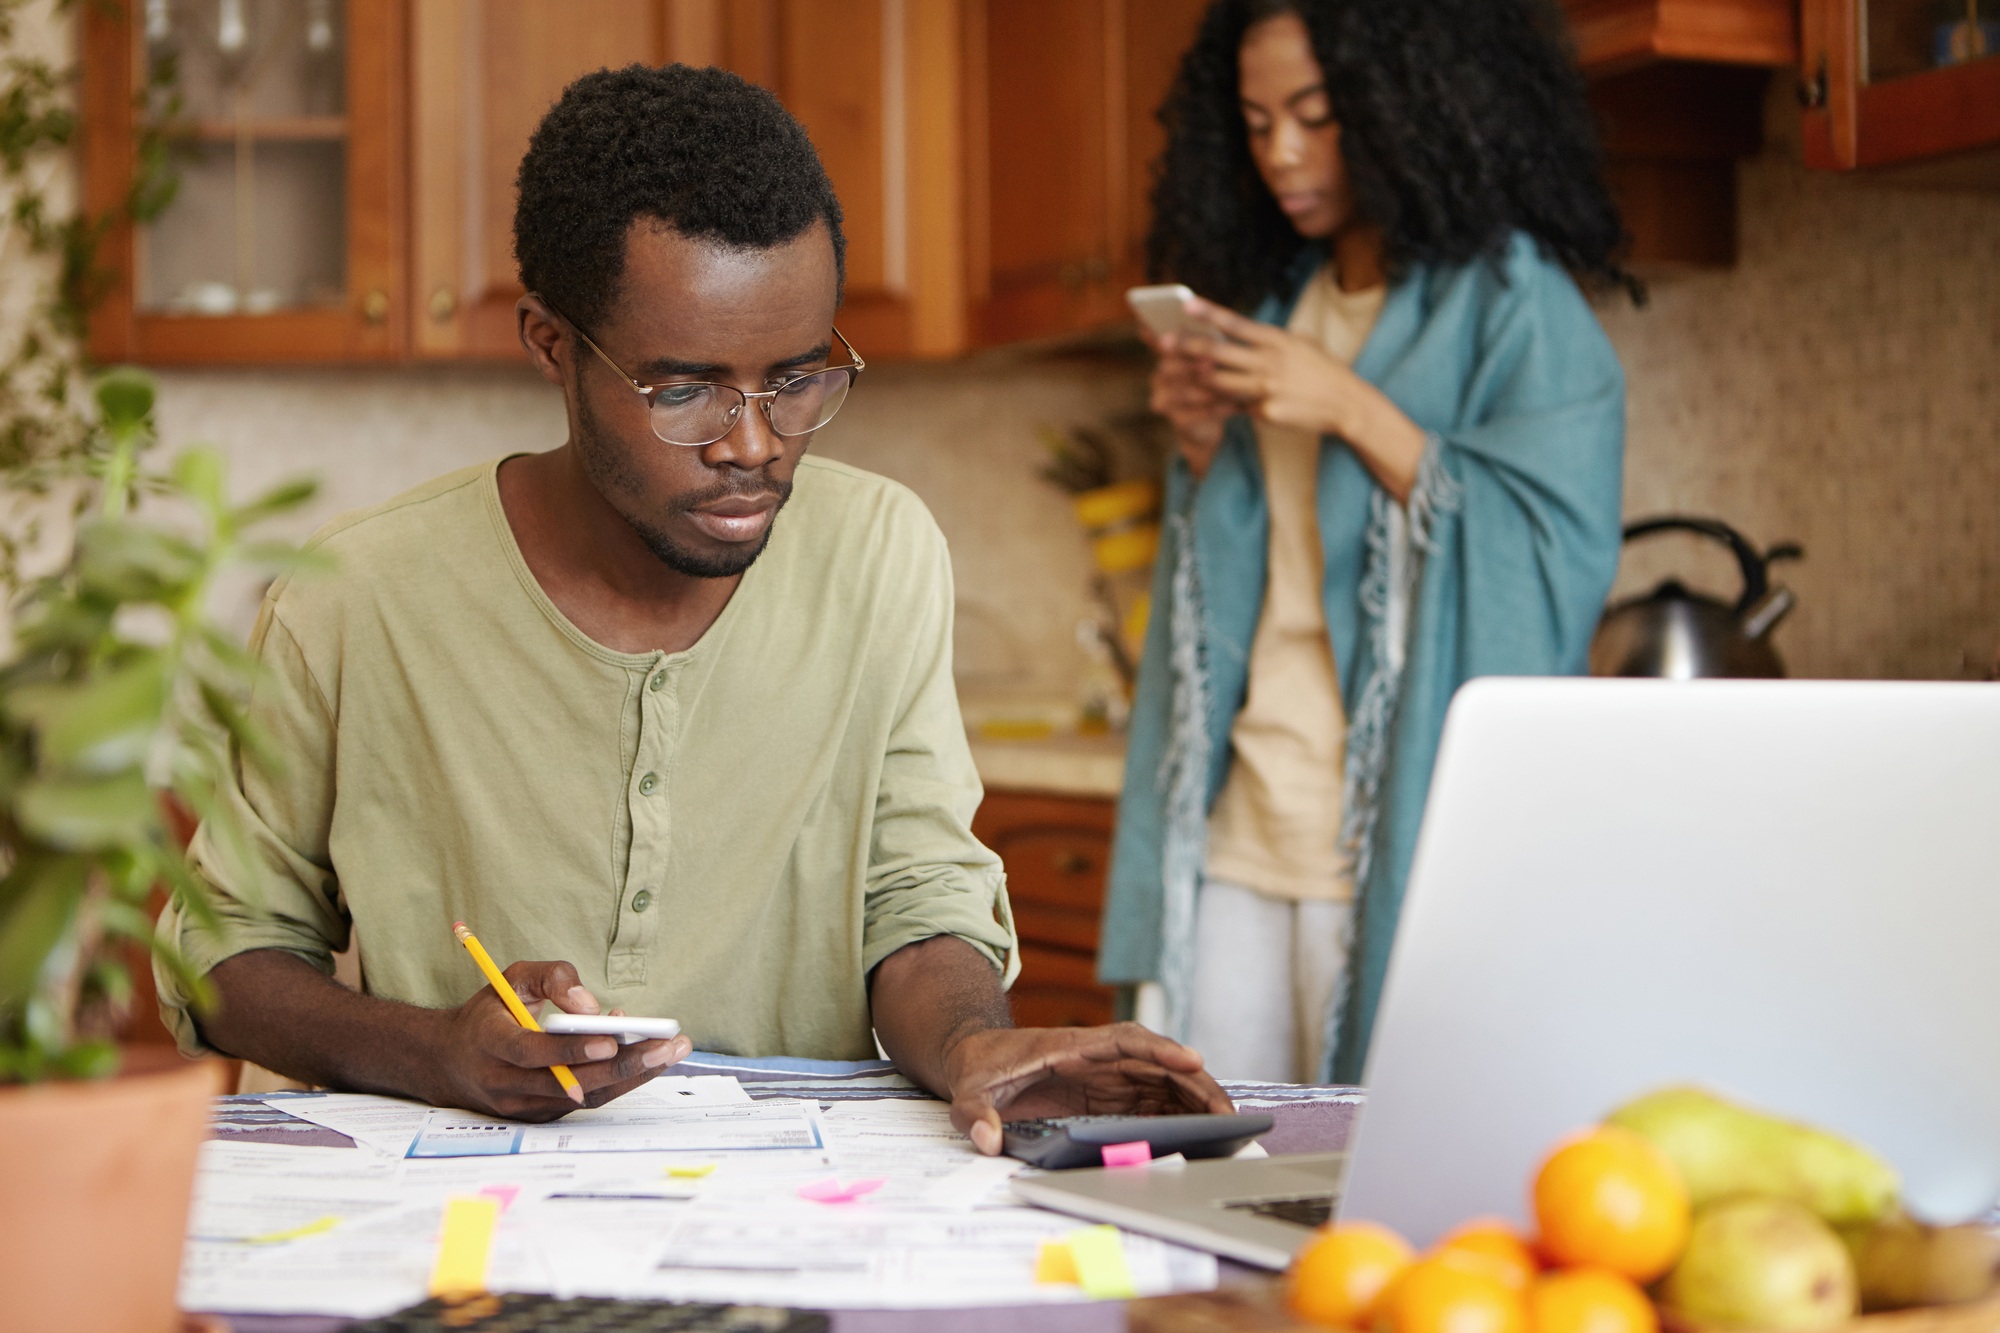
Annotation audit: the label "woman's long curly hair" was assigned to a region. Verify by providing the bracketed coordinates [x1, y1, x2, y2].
[1147, 0, 1637, 310]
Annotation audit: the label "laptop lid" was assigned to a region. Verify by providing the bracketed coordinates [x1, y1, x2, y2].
[1340, 679, 2000, 1244]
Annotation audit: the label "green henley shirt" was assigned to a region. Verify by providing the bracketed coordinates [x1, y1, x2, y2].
[158, 455, 1018, 1060]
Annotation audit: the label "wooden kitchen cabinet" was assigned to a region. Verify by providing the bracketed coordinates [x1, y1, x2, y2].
[81, 0, 409, 364]
[973, 791, 1119, 1029]
[1558, 0, 1798, 267]
[80, 0, 1206, 365]
[1801, 0, 2000, 170]
[408, 0, 965, 360]
[967, 0, 1209, 347]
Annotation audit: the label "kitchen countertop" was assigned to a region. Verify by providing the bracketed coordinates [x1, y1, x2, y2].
[968, 730, 1126, 800]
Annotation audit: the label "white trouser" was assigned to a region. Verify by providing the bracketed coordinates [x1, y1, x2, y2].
[1136, 879, 1354, 1084]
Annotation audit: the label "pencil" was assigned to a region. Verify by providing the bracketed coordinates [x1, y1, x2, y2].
[452, 921, 584, 1104]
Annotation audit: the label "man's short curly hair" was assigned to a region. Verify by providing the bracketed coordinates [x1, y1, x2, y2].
[514, 63, 846, 332]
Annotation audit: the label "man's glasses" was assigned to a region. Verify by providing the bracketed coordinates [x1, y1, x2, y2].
[546, 301, 864, 448]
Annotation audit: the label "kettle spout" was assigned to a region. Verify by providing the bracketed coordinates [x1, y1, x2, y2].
[1741, 585, 1796, 640]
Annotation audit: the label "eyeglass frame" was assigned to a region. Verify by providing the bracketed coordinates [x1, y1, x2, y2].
[541, 297, 866, 448]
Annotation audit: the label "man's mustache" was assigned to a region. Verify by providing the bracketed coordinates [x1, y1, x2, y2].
[672, 472, 793, 513]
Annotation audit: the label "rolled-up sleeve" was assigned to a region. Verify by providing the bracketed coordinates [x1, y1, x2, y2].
[860, 530, 1018, 985]
[156, 598, 348, 1054]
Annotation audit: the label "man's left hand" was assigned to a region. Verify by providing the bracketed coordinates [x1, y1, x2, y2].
[943, 1022, 1235, 1156]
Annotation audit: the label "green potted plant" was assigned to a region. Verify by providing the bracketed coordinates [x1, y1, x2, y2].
[0, 368, 318, 1332]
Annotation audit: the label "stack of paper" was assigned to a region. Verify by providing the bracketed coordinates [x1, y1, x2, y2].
[178, 1076, 1218, 1318]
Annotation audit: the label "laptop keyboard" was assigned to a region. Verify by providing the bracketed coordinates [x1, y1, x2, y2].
[1222, 1194, 1336, 1228]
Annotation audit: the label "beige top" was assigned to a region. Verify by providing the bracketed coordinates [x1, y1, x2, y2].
[1204, 264, 1386, 901]
[157, 457, 1017, 1061]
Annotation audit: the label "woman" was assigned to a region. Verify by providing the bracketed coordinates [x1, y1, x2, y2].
[1099, 0, 1633, 1084]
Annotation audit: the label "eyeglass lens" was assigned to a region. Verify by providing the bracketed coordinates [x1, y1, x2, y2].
[648, 369, 854, 447]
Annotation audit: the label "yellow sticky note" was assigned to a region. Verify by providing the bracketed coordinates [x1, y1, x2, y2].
[1065, 1225, 1137, 1300]
[427, 1197, 500, 1298]
[244, 1215, 340, 1246]
[1035, 1239, 1082, 1285]
[666, 1163, 717, 1179]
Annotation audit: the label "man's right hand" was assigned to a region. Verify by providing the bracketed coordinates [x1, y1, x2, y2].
[429, 959, 691, 1121]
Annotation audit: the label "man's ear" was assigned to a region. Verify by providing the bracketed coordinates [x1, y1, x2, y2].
[518, 294, 568, 386]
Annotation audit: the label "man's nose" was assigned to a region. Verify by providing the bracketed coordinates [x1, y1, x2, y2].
[701, 396, 786, 470]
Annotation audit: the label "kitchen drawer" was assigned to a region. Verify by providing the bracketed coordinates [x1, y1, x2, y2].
[973, 791, 1116, 913]
[1010, 943, 1116, 1028]
[1011, 900, 1102, 953]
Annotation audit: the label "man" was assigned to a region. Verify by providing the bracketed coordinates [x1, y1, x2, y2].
[160, 64, 1228, 1150]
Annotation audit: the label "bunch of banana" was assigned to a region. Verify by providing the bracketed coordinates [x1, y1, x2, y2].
[1606, 1086, 1999, 1329]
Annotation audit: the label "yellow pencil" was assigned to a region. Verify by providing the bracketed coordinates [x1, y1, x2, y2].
[452, 921, 584, 1104]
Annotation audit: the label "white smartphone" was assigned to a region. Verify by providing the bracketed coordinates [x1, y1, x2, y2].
[542, 1013, 682, 1044]
[1126, 283, 1201, 338]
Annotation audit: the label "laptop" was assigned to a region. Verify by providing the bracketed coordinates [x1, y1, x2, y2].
[1012, 679, 2000, 1264]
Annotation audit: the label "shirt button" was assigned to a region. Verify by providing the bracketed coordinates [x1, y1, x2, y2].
[638, 772, 659, 796]
[631, 889, 653, 913]
[648, 671, 666, 692]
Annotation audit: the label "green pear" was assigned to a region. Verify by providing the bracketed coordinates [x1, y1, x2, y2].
[1661, 1197, 1859, 1330]
[1607, 1086, 1899, 1226]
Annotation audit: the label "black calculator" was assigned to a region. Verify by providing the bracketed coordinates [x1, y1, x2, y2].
[1000, 1112, 1274, 1169]
[347, 1294, 828, 1333]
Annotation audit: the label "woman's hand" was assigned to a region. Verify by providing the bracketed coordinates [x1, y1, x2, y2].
[1146, 331, 1235, 480]
[1183, 296, 1427, 504]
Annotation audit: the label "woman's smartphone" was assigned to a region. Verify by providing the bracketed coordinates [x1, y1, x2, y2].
[1127, 283, 1237, 344]
[1126, 283, 1201, 338]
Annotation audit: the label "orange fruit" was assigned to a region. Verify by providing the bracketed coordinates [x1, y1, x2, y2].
[1287, 1221, 1416, 1327]
[1381, 1255, 1528, 1333]
[1528, 1268, 1659, 1333]
[1434, 1219, 1540, 1294]
[1532, 1127, 1690, 1282]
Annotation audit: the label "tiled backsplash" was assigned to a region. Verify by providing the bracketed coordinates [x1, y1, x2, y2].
[1599, 99, 2000, 681]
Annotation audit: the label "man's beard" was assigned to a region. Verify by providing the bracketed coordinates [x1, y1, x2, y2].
[576, 392, 794, 580]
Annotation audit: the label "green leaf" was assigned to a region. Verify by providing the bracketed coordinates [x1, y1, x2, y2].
[0, 856, 88, 1008]
[230, 476, 319, 528]
[75, 517, 205, 602]
[53, 1039, 119, 1080]
[171, 445, 225, 515]
[93, 368, 155, 434]
[7, 656, 170, 775]
[13, 770, 157, 851]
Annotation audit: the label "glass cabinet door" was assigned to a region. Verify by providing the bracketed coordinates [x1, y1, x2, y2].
[137, 0, 348, 317]
[1866, 0, 1999, 83]
[83, 0, 403, 364]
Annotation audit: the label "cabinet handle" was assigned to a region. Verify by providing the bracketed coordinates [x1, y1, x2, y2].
[361, 288, 390, 324]
[1797, 56, 1828, 109]
[428, 285, 458, 323]
[1053, 851, 1091, 875]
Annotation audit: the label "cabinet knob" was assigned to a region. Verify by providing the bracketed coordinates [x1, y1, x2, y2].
[1053, 850, 1092, 875]
[428, 284, 458, 323]
[361, 288, 390, 324]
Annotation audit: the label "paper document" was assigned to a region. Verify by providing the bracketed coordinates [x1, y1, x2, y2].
[408, 1097, 819, 1158]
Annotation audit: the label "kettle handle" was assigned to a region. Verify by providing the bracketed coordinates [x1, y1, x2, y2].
[1622, 516, 1790, 614]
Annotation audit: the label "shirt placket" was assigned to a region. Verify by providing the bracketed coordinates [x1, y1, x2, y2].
[608, 653, 679, 988]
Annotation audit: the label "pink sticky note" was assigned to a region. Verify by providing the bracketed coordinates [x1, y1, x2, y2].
[476, 1185, 521, 1213]
[797, 1176, 886, 1204]
[1101, 1140, 1153, 1168]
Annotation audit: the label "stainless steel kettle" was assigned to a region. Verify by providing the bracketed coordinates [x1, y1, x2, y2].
[1591, 516, 1803, 679]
